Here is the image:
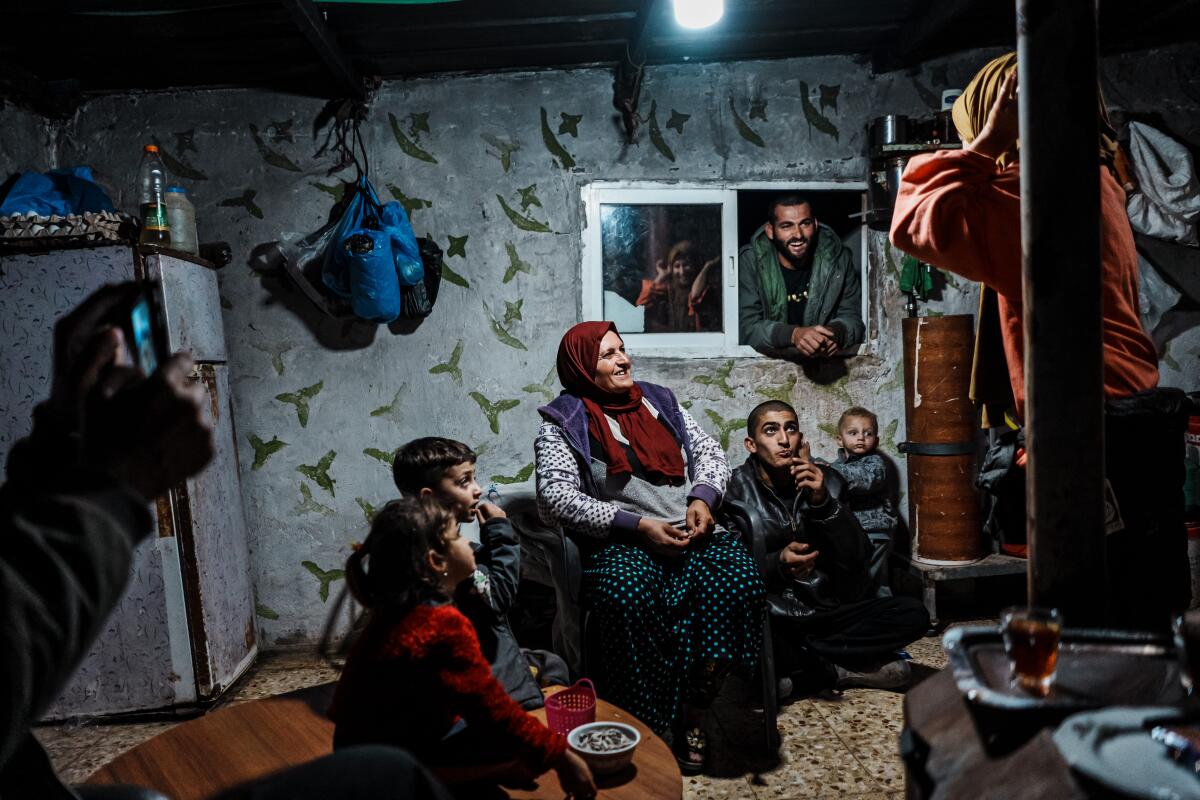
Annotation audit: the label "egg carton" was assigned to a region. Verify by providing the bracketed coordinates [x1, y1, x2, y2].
[0, 211, 138, 248]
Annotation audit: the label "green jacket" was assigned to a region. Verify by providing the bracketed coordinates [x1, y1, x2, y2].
[738, 222, 864, 353]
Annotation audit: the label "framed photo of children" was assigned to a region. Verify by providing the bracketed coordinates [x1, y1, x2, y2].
[581, 185, 739, 353]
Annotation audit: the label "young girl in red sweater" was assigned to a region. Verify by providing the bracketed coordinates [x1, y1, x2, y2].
[329, 496, 595, 797]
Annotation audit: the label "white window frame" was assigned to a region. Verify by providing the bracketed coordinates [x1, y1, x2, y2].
[581, 180, 869, 359]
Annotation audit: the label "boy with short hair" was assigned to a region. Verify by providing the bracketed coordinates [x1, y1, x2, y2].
[393, 437, 568, 710]
[828, 406, 898, 594]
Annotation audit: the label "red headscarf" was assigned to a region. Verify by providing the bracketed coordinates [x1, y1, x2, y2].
[556, 322, 686, 485]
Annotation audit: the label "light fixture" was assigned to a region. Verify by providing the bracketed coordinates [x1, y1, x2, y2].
[673, 0, 723, 29]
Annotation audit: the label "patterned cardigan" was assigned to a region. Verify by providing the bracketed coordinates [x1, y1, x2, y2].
[534, 382, 729, 539]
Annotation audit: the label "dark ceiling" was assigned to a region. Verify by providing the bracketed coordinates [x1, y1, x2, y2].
[3, 0, 1198, 114]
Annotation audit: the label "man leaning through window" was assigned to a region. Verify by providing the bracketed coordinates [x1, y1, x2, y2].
[738, 195, 864, 357]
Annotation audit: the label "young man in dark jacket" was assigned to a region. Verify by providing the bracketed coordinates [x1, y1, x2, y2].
[724, 401, 929, 695]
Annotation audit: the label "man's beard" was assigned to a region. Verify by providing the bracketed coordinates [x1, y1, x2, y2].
[773, 232, 815, 268]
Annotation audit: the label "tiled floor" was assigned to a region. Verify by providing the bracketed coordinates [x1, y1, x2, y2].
[36, 621, 972, 798]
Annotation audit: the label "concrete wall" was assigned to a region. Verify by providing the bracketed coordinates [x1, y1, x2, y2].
[14, 43, 1195, 646]
[0, 103, 54, 178]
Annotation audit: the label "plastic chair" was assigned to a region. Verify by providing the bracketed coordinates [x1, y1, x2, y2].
[719, 499, 781, 752]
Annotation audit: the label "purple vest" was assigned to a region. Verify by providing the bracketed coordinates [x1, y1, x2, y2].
[538, 381, 697, 497]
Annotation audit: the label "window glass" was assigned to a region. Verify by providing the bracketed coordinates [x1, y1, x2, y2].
[599, 203, 724, 334]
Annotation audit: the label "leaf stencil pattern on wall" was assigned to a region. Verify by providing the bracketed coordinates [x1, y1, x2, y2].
[666, 109, 690, 135]
[219, 189, 263, 220]
[648, 100, 675, 162]
[498, 194, 551, 233]
[517, 184, 542, 212]
[248, 124, 302, 171]
[692, 360, 736, 398]
[704, 408, 745, 451]
[254, 600, 279, 621]
[363, 447, 396, 468]
[503, 299, 524, 326]
[441, 262, 470, 288]
[275, 380, 323, 427]
[878, 366, 904, 395]
[817, 421, 840, 440]
[470, 392, 520, 434]
[749, 96, 768, 121]
[430, 340, 464, 384]
[388, 185, 433, 219]
[301, 560, 345, 603]
[294, 483, 335, 517]
[251, 340, 294, 376]
[491, 462, 534, 485]
[825, 374, 855, 407]
[799, 81, 840, 141]
[503, 241, 533, 283]
[540, 107, 576, 169]
[447, 235, 468, 259]
[297, 450, 337, 496]
[728, 98, 766, 148]
[880, 418, 901, 456]
[558, 112, 583, 137]
[152, 137, 207, 181]
[355, 497, 377, 524]
[819, 84, 840, 114]
[408, 112, 431, 138]
[370, 385, 406, 426]
[488, 313, 527, 351]
[757, 374, 797, 403]
[389, 111, 438, 163]
[310, 181, 346, 202]
[249, 434, 287, 470]
[522, 365, 557, 401]
[268, 119, 296, 144]
[174, 129, 199, 156]
[481, 133, 521, 173]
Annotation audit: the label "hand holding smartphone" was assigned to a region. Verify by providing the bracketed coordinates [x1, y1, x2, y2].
[118, 282, 170, 376]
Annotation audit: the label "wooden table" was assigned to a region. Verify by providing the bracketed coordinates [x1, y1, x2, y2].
[903, 668, 1089, 799]
[88, 683, 681, 800]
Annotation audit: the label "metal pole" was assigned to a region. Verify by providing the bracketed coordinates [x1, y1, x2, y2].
[1018, 0, 1107, 626]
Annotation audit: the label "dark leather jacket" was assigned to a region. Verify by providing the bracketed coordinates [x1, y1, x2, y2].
[724, 457, 873, 620]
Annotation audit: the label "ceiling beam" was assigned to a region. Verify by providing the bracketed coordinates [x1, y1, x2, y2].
[280, 0, 365, 99]
[871, 0, 1001, 73]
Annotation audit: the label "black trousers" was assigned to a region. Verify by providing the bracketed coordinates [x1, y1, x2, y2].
[1104, 388, 1191, 632]
[771, 595, 930, 683]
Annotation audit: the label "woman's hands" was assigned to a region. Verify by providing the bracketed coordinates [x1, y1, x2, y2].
[637, 498, 714, 557]
[685, 498, 715, 541]
[967, 68, 1019, 163]
[554, 749, 597, 799]
[638, 517, 688, 557]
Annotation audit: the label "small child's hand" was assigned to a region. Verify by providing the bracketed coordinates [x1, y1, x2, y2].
[474, 501, 507, 522]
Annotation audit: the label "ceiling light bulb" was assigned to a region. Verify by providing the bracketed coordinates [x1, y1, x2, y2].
[673, 0, 723, 29]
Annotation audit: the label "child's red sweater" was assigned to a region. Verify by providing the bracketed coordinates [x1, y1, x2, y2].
[329, 602, 565, 773]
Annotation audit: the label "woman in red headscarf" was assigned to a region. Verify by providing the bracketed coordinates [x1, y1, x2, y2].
[535, 322, 765, 773]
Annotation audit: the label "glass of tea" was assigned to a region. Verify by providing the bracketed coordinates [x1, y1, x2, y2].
[1001, 606, 1063, 698]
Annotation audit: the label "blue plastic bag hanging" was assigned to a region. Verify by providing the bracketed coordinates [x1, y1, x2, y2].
[322, 177, 402, 323]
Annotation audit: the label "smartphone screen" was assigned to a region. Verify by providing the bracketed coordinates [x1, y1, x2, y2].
[130, 297, 159, 374]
